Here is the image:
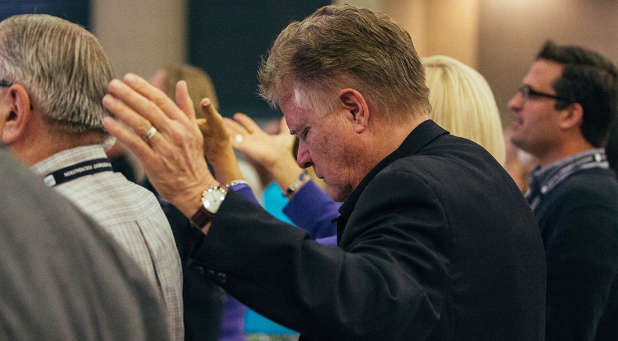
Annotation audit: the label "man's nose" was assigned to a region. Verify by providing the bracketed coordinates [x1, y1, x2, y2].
[296, 142, 312, 169]
[508, 92, 523, 112]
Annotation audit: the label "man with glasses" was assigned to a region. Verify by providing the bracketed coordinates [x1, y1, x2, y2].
[0, 15, 183, 340]
[508, 40, 618, 341]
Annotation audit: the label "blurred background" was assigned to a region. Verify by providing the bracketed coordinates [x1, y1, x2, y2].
[1, 0, 616, 124]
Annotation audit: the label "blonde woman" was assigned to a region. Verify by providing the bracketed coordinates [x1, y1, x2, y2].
[424, 55, 506, 164]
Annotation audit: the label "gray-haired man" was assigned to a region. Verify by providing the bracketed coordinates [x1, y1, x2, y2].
[0, 14, 183, 341]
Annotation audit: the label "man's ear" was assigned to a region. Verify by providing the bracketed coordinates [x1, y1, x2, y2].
[558, 102, 584, 130]
[1, 84, 33, 144]
[338, 88, 369, 133]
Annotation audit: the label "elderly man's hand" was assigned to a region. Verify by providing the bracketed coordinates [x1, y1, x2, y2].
[102, 73, 218, 219]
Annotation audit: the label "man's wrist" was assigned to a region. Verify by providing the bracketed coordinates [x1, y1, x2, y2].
[190, 182, 228, 231]
[210, 152, 244, 185]
[174, 181, 220, 219]
[270, 159, 305, 189]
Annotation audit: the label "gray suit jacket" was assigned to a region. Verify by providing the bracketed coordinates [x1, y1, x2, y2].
[0, 145, 169, 341]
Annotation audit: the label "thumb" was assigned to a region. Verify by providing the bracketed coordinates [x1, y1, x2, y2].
[200, 98, 219, 122]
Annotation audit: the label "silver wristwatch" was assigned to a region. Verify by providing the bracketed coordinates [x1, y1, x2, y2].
[190, 185, 228, 227]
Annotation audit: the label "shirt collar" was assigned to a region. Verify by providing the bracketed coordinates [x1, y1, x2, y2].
[530, 149, 606, 185]
[31, 145, 108, 176]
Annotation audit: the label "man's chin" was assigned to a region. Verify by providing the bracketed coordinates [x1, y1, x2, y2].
[326, 184, 352, 202]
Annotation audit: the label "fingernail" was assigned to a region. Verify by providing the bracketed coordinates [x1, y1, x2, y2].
[201, 98, 210, 107]
[124, 73, 137, 84]
[102, 95, 115, 105]
[102, 116, 115, 128]
[108, 79, 122, 90]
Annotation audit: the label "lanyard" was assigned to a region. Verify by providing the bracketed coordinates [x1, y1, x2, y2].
[43, 158, 113, 187]
[526, 151, 608, 210]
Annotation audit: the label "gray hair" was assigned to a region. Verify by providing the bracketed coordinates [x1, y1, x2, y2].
[258, 5, 429, 119]
[0, 14, 113, 134]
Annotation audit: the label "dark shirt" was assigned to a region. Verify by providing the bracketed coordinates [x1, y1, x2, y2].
[527, 149, 618, 341]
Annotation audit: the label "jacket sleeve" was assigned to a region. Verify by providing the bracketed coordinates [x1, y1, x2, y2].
[189, 168, 448, 340]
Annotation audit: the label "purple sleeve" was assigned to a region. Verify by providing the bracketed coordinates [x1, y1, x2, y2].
[218, 295, 246, 341]
[234, 181, 336, 248]
[229, 183, 259, 204]
[316, 235, 337, 246]
[283, 180, 339, 240]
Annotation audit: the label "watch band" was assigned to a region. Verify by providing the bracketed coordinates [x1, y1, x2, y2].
[190, 204, 214, 228]
[283, 171, 308, 198]
[190, 185, 227, 228]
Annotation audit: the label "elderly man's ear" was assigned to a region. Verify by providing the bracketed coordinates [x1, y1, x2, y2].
[1, 84, 32, 144]
[338, 88, 369, 134]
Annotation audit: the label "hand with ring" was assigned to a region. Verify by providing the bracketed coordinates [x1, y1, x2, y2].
[102, 73, 218, 220]
[224, 114, 304, 191]
[143, 126, 157, 142]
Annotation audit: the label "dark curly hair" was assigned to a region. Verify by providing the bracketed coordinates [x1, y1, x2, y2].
[537, 40, 617, 147]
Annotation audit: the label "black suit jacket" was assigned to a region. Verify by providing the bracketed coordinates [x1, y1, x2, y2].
[190, 120, 546, 340]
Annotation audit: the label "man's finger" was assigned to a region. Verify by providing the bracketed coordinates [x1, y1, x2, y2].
[177, 81, 196, 121]
[199, 98, 219, 122]
[103, 94, 154, 138]
[103, 116, 156, 165]
[107, 79, 170, 133]
[122, 73, 187, 123]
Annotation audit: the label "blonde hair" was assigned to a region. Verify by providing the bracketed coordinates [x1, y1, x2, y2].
[423, 55, 505, 164]
[159, 64, 219, 116]
[0, 14, 113, 134]
[258, 5, 429, 119]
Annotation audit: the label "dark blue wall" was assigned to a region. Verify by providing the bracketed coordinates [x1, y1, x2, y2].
[188, 1, 331, 119]
[0, 0, 89, 29]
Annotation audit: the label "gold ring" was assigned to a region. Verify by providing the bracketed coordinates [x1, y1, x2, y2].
[144, 126, 157, 142]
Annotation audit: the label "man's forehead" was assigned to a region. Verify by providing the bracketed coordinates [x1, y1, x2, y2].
[279, 89, 312, 128]
[524, 59, 563, 89]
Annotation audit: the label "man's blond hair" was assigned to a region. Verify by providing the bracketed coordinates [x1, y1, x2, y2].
[258, 5, 429, 119]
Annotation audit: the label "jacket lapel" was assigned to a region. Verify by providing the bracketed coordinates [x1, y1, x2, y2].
[336, 120, 448, 245]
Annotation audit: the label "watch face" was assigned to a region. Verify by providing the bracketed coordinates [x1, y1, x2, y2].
[202, 186, 227, 214]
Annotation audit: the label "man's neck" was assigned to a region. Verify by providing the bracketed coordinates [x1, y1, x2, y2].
[364, 113, 429, 173]
[537, 137, 595, 169]
[11, 128, 104, 166]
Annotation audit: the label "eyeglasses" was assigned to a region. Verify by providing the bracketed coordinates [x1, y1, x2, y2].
[517, 84, 573, 103]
